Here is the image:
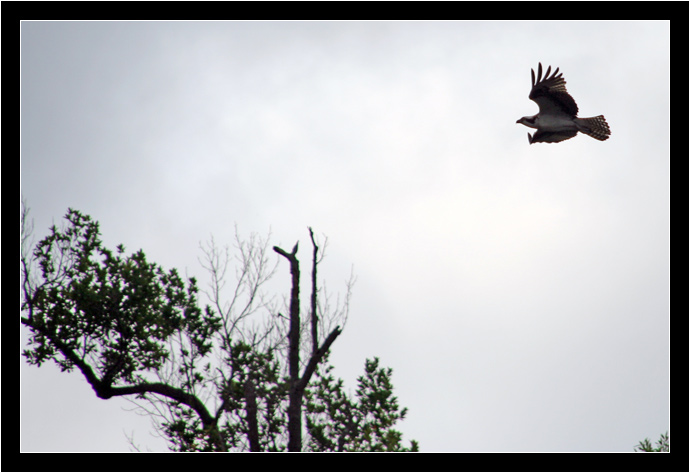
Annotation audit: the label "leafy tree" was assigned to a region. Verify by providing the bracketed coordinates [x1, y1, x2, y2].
[634, 431, 669, 452]
[305, 357, 419, 452]
[21, 205, 417, 451]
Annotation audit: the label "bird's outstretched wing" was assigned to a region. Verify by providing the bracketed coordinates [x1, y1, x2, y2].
[528, 129, 578, 144]
[529, 63, 579, 117]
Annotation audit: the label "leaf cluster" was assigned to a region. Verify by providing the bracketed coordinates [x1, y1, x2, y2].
[22, 209, 221, 387]
[634, 431, 669, 452]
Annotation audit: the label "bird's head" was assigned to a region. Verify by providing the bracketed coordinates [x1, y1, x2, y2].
[516, 115, 537, 128]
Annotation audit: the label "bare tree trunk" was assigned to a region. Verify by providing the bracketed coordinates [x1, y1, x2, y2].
[273, 242, 302, 451]
[244, 377, 260, 452]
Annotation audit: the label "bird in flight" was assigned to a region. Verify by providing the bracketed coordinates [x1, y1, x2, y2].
[516, 63, 611, 144]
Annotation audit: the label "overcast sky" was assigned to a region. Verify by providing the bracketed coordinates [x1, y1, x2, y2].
[20, 21, 669, 452]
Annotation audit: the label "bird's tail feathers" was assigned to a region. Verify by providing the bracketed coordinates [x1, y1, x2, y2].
[575, 116, 611, 141]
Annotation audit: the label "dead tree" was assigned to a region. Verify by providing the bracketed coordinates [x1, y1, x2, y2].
[273, 228, 342, 452]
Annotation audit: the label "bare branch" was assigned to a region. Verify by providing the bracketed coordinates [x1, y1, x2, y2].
[20, 196, 37, 317]
[298, 325, 342, 393]
[200, 228, 278, 350]
[308, 227, 319, 355]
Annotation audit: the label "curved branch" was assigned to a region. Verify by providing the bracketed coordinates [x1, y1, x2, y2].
[105, 383, 214, 426]
[21, 316, 218, 441]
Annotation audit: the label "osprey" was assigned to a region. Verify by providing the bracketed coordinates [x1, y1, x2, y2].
[516, 63, 611, 144]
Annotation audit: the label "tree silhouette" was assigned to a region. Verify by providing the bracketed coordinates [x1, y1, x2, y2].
[21, 204, 417, 451]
